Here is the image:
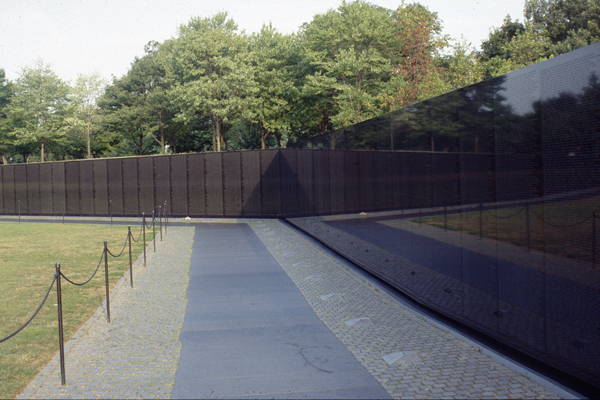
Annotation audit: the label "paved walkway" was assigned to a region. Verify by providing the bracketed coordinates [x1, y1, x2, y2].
[15, 218, 570, 399]
[172, 223, 389, 399]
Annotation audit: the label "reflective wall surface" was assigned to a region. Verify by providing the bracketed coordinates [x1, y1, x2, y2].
[289, 42, 600, 389]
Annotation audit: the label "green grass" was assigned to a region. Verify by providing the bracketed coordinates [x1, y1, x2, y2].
[0, 222, 156, 399]
[417, 196, 600, 262]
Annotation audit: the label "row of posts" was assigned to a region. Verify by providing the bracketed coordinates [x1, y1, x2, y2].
[427, 201, 597, 267]
[15, 199, 171, 227]
[54, 204, 169, 386]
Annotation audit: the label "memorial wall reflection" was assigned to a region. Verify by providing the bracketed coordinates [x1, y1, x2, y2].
[289, 43, 600, 389]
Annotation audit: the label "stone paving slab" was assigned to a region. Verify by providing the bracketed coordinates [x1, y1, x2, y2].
[17, 226, 195, 399]
[171, 223, 390, 399]
[247, 219, 565, 400]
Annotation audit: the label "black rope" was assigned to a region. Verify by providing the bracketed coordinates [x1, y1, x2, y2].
[108, 202, 142, 214]
[484, 206, 526, 219]
[130, 224, 143, 243]
[60, 251, 105, 286]
[532, 209, 594, 228]
[107, 235, 129, 258]
[1, 274, 57, 343]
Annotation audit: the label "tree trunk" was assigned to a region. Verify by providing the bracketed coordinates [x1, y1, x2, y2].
[2, 153, 7, 165]
[214, 115, 222, 152]
[212, 115, 218, 152]
[40, 142, 45, 163]
[86, 125, 92, 159]
[260, 123, 267, 150]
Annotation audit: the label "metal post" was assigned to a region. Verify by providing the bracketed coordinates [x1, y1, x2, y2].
[103, 240, 111, 323]
[152, 211, 156, 253]
[55, 262, 66, 385]
[128, 226, 133, 288]
[159, 206, 163, 241]
[18, 200, 20, 223]
[142, 213, 146, 268]
[62, 201, 65, 224]
[526, 203, 530, 250]
[109, 200, 113, 226]
[164, 201, 168, 234]
[444, 205, 447, 230]
[479, 203, 483, 239]
[593, 211, 596, 267]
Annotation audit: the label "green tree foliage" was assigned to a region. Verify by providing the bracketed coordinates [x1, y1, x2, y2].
[6, 61, 70, 162]
[299, 0, 398, 135]
[480, 16, 526, 62]
[167, 13, 257, 152]
[249, 24, 298, 149]
[439, 41, 485, 90]
[525, 0, 600, 48]
[66, 72, 107, 158]
[0, 69, 15, 164]
[480, 0, 600, 78]
[98, 42, 186, 156]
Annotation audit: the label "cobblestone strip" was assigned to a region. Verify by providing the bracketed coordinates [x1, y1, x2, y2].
[17, 226, 195, 399]
[249, 219, 561, 400]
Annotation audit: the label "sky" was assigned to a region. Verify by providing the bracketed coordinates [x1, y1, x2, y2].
[0, 0, 527, 84]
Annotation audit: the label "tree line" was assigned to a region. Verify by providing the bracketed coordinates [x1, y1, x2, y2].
[0, 0, 598, 163]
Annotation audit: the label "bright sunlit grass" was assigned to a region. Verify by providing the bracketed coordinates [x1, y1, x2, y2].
[418, 196, 600, 262]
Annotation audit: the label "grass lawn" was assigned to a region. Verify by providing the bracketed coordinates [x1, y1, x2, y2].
[0, 222, 156, 399]
[418, 196, 600, 263]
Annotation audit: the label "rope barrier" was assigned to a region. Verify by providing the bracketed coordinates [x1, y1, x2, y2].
[60, 251, 105, 286]
[0, 274, 57, 343]
[106, 235, 129, 258]
[107, 202, 143, 214]
[135, 223, 143, 242]
[532, 209, 594, 228]
[484, 206, 527, 219]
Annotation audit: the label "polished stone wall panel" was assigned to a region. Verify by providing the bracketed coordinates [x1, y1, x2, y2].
[79, 161, 94, 215]
[240, 151, 260, 216]
[222, 152, 242, 217]
[187, 154, 205, 216]
[93, 160, 108, 215]
[26, 164, 40, 214]
[107, 159, 123, 216]
[170, 155, 188, 216]
[39, 164, 52, 214]
[64, 162, 79, 215]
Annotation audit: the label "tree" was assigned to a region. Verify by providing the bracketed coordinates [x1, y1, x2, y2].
[525, 0, 600, 46]
[383, 2, 450, 110]
[7, 61, 70, 162]
[249, 24, 298, 149]
[299, 0, 399, 135]
[67, 72, 107, 158]
[99, 73, 156, 157]
[480, 0, 600, 79]
[480, 16, 526, 62]
[0, 69, 15, 164]
[98, 42, 186, 156]
[167, 13, 257, 152]
[440, 41, 485, 90]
